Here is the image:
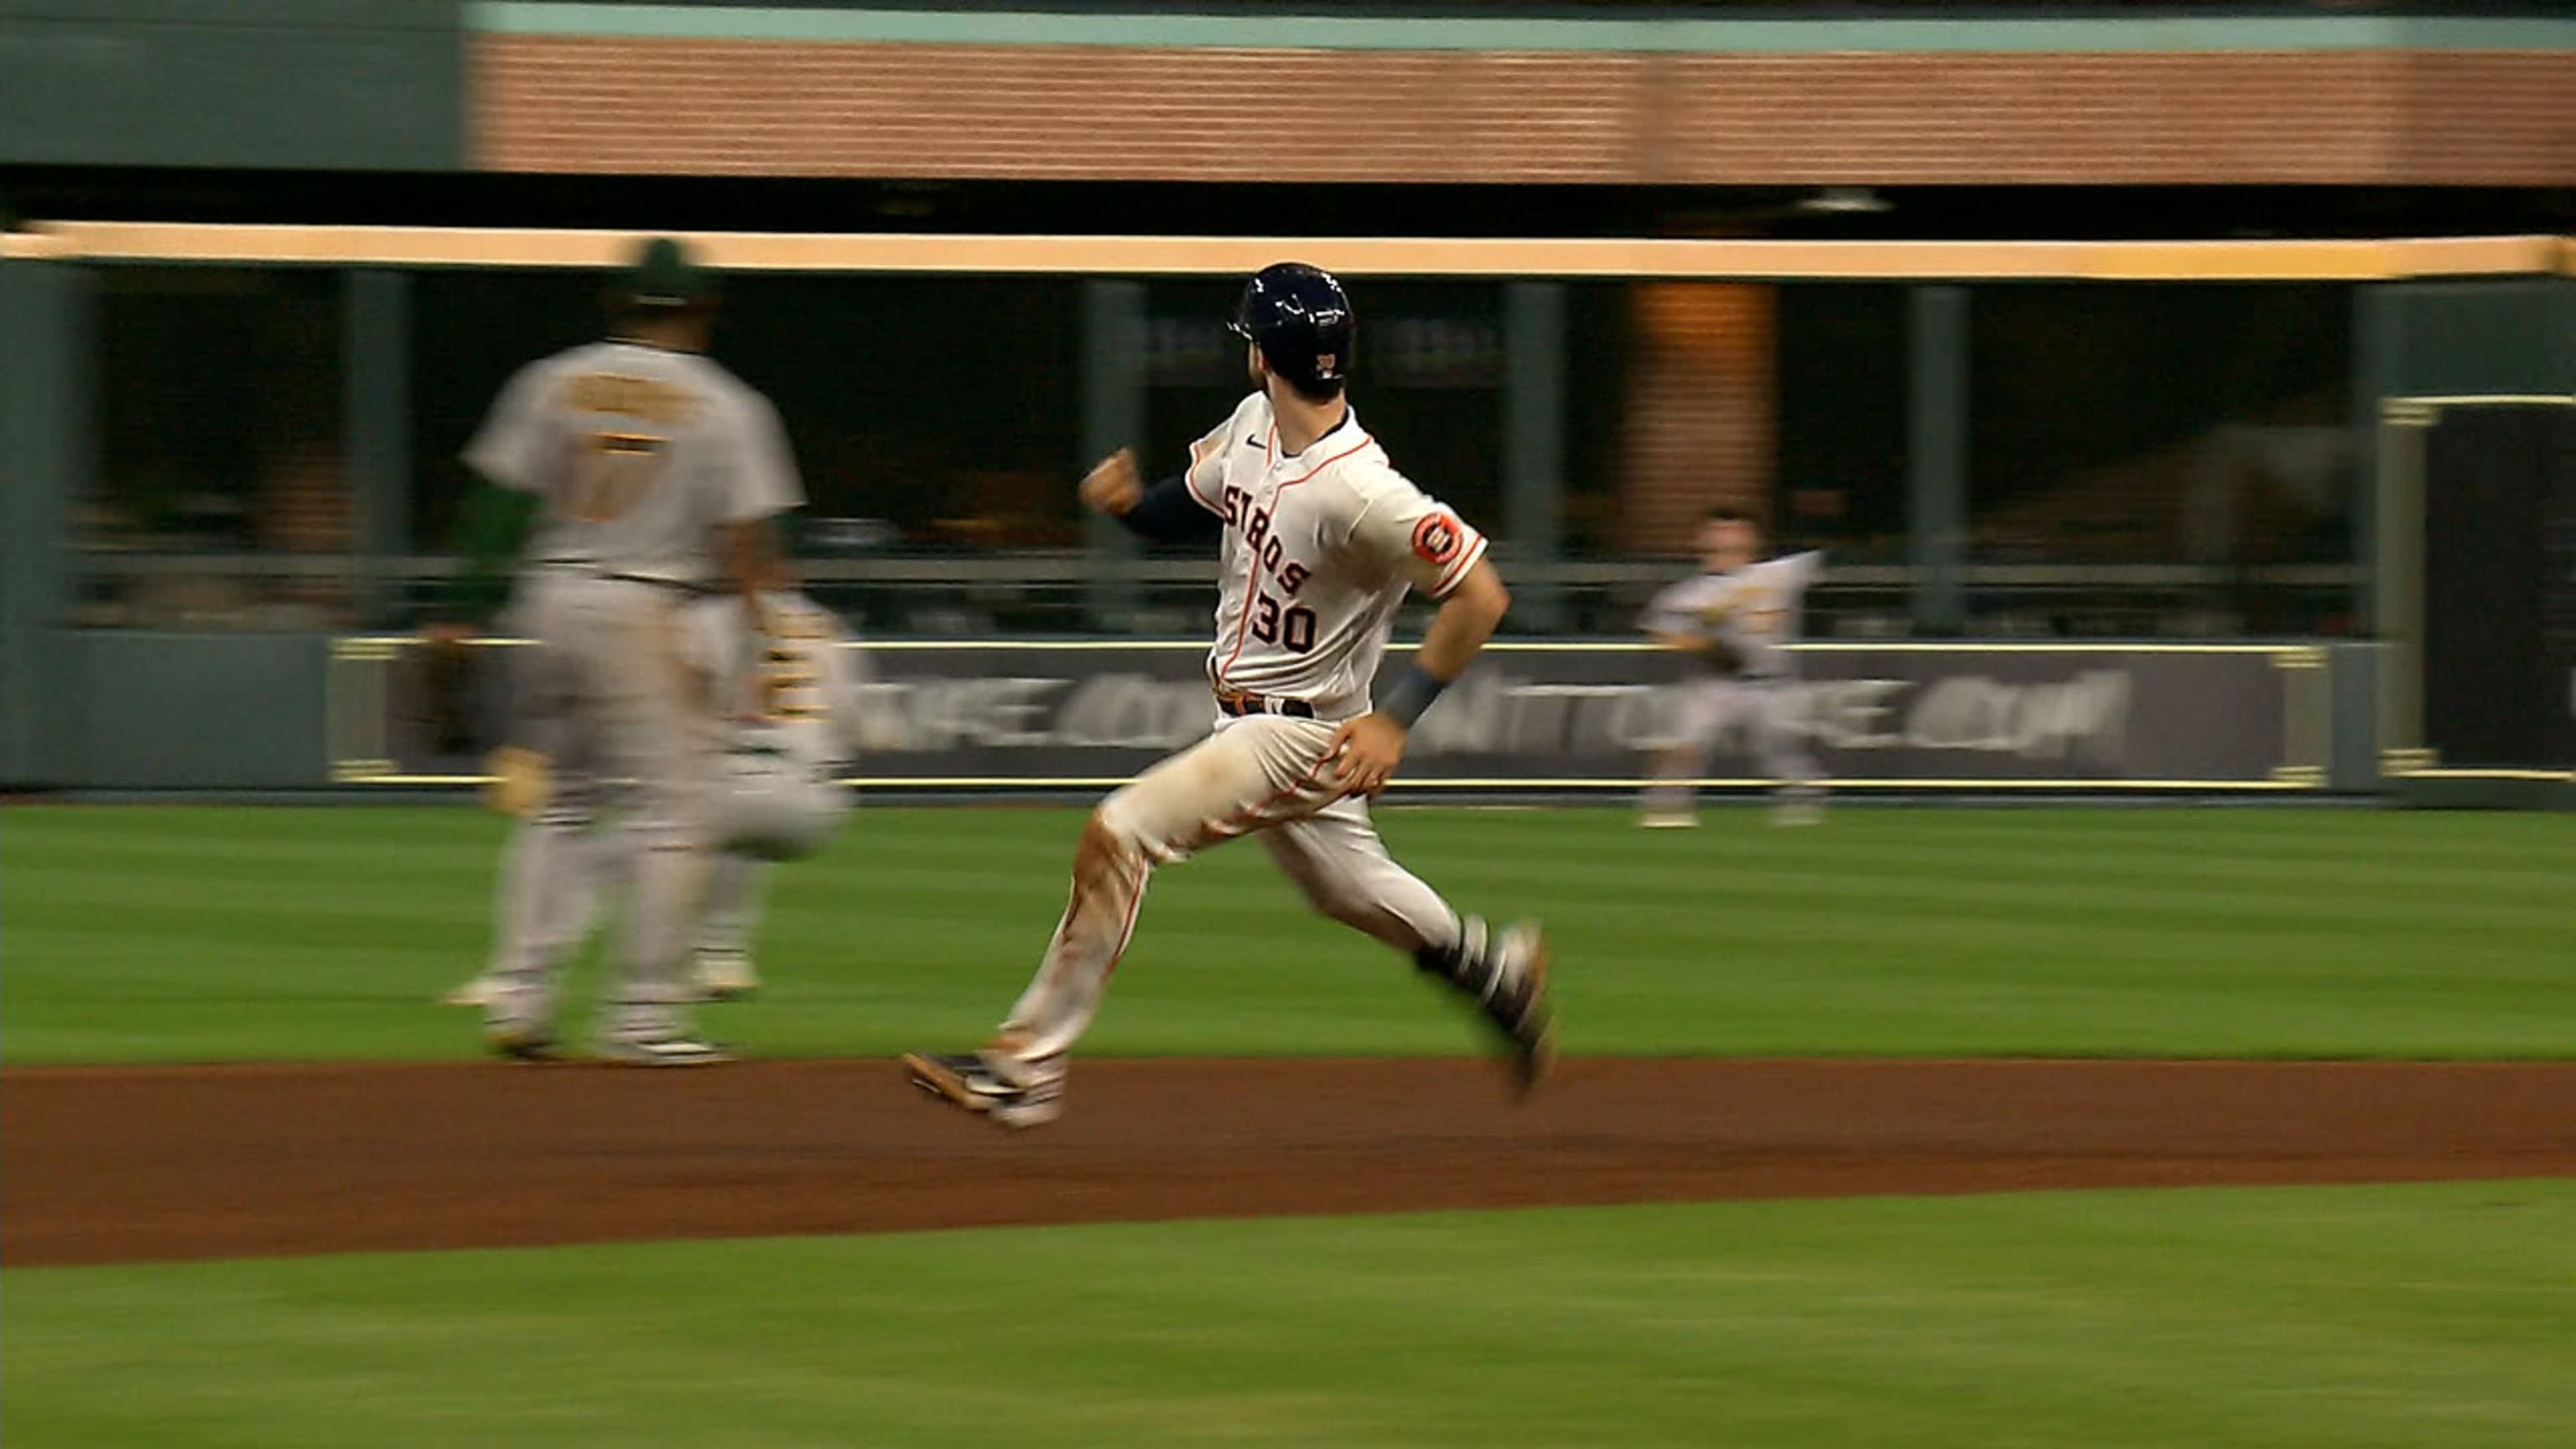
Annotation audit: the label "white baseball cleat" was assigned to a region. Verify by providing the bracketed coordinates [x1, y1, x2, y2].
[441, 975, 501, 1008]
[1638, 810, 1700, 829]
[693, 947, 760, 1001]
[595, 1033, 733, 1067]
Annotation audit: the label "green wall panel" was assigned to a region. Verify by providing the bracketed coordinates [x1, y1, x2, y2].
[0, 259, 87, 789]
[65, 632, 331, 789]
[2350, 277, 2576, 642]
[0, 1, 463, 169]
[2367, 279, 2576, 399]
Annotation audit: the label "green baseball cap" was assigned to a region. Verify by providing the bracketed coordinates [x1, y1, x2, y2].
[618, 236, 712, 307]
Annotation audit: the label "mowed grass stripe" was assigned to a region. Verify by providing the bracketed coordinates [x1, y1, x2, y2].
[3, 805, 2570, 1063]
[7, 1182, 2572, 1449]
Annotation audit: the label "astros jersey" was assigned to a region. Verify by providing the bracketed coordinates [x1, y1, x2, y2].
[464, 340, 803, 587]
[688, 591, 871, 769]
[1180, 393, 1489, 706]
[1642, 551, 1823, 678]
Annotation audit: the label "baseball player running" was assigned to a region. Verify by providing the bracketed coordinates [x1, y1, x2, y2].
[444, 579, 876, 1008]
[1639, 509, 1827, 827]
[905, 262, 1555, 1128]
[440, 236, 802, 1064]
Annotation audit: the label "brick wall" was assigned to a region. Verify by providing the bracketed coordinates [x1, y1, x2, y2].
[1622, 284, 1776, 553]
[476, 38, 2575, 185]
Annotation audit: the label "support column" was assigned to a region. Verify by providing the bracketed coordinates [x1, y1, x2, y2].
[1504, 282, 1568, 631]
[345, 269, 413, 627]
[0, 258, 92, 787]
[1907, 284, 1969, 636]
[1080, 280, 1146, 632]
[2350, 284, 2402, 637]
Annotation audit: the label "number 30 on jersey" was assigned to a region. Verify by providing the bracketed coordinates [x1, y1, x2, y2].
[1223, 484, 1320, 655]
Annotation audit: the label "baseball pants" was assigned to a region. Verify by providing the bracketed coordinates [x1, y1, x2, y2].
[989, 712, 1467, 1078]
[1644, 676, 1826, 812]
[484, 813, 770, 982]
[491, 573, 720, 1039]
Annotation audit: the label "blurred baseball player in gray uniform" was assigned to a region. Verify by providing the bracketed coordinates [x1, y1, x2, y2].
[440, 236, 802, 1064]
[1639, 509, 1826, 828]
[445, 579, 876, 1010]
[906, 262, 1554, 1128]
[691, 581, 885, 992]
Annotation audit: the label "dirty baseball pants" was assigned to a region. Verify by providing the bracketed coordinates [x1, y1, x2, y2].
[1643, 675, 1826, 813]
[489, 572, 719, 1040]
[989, 711, 1467, 1078]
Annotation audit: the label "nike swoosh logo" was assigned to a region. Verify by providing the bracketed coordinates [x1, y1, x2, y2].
[1244, 437, 1262, 449]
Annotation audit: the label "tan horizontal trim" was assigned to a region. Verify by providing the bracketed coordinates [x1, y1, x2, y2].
[338, 636, 2312, 657]
[20, 224, 2573, 281]
[0, 231, 68, 260]
[2386, 394, 2576, 408]
[2392, 768, 2575, 782]
[343, 771, 2314, 791]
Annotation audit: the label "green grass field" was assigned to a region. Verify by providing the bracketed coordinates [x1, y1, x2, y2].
[10, 1182, 2573, 1448]
[8, 803, 2570, 1446]
[3, 803, 2572, 1063]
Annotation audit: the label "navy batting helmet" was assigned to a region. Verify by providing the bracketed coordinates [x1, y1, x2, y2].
[1228, 262, 1354, 397]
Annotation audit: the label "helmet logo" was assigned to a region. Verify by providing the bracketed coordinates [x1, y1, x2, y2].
[1410, 513, 1464, 567]
[1314, 353, 1338, 375]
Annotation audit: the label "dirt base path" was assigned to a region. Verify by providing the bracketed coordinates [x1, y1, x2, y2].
[8, 1058, 2573, 1267]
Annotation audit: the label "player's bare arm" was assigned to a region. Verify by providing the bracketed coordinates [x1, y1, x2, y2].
[1330, 558, 1510, 797]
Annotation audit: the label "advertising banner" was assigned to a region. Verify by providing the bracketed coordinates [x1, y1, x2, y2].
[334, 640, 2329, 792]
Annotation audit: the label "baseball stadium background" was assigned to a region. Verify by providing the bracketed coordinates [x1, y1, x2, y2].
[3, 3, 2573, 1445]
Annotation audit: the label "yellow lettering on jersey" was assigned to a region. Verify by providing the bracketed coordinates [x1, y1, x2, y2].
[558, 373, 699, 425]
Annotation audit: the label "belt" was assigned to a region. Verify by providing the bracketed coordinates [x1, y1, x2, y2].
[1215, 689, 1316, 719]
[543, 564, 704, 595]
[603, 571, 703, 595]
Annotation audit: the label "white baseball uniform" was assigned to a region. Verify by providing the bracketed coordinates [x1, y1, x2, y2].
[464, 340, 802, 1041]
[987, 394, 1495, 1082]
[1640, 551, 1826, 813]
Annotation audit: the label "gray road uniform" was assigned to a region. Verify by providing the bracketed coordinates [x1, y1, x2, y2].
[1640, 551, 1827, 810]
[474, 590, 866, 997]
[464, 340, 802, 1048]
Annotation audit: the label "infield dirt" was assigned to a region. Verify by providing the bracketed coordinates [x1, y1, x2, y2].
[7, 1058, 2572, 1267]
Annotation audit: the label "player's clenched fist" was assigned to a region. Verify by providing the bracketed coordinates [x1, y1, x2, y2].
[1328, 712, 1409, 797]
[1078, 448, 1144, 516]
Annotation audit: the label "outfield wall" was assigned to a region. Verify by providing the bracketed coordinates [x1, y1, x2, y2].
[3, 628, 2433, 799]
[7, 625, 2399, 798]
[0, 632, 2391, 797]
[7, 231, 2567, 798]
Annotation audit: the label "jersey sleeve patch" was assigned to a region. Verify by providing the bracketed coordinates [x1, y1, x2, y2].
[1410, 512, 1467, 568]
